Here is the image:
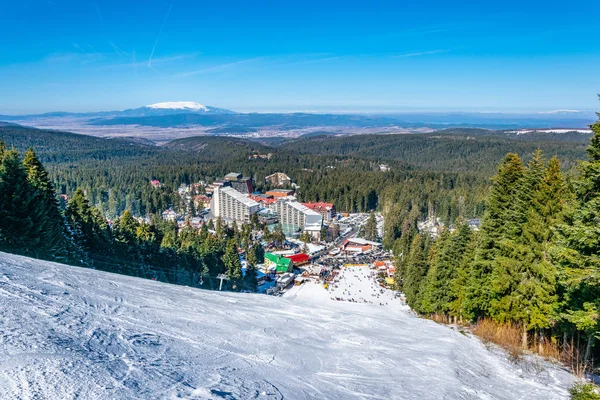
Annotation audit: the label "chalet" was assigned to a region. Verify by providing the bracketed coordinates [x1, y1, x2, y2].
[194, 195, 212, 209]
[265, 172, 292, 187]
[162, 209, 177, 222]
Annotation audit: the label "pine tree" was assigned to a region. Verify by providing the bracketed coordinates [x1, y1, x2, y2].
[114, 210, 138, 245]
[553, 110, 600, 362]
[422, 222, 473, 318]
[364, 211, 378, 241]
[223, 239, 242, 289]
[465, 153, 525, 320]
[247, 244, 257, 267]
[449, 230, 477, 322]
[0, 149, 45, 254]
[485, 151, 568, 347]
[243, 247, 259, 292]
[65, 189, 111, 254]
[403, 234, 429, 311]
[22, 148, 72, 261]
[253, 242, 265, 264]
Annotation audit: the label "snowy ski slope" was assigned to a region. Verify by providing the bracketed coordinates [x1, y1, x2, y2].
[0, 252, 574, 399]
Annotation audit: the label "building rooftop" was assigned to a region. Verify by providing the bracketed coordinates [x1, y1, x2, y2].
[285, 200, 322, 216]
[285, 253, 310, 264]
[302, 202, 334, 211]
[219, 187, 260, 207]
[345, 238, 382, 246]
[224, 172, 243, 180]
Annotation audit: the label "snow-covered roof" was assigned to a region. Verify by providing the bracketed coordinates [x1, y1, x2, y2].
[345, 238, 381, 246]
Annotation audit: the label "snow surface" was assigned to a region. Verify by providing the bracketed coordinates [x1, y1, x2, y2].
[0, 252, 575, 399]
[285, 266, 397, 306]
[147, 101, 209, 111]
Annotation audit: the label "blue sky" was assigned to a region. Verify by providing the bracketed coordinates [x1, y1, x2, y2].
[0, 0, 599, 114]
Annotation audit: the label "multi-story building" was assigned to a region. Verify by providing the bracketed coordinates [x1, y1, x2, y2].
[301, 202, 336, 222]
[211, 186, 260, 223]
[265, 172, 292, 187]
[205, 179, 231, 195]
[224, 172, 254, 194]
[267, 198, 323, 239]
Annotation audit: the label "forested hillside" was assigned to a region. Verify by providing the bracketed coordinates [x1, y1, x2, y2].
[393, 115, 600, 372]
[279, 130, 589, 174]
[0, 141, 265, 292]
[0, 125, 589, 239]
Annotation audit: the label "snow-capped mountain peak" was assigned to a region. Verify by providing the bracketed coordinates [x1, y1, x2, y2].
[537, 109, 582, 114]
[147, 101, 209, 111]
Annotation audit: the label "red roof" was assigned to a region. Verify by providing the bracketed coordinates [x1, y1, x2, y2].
[248, 195, 278, 205]
[285, 253, 310, 263]
[302, 202, 334, 211]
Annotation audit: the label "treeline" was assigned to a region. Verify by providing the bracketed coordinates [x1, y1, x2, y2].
[279, 131, 588, 175]
[394, 116, 600, 367]
[0, 124, 587, 238]
[0, 142, 264, 291]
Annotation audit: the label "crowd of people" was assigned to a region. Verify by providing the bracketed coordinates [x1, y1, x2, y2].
[326, 266, 391, 306]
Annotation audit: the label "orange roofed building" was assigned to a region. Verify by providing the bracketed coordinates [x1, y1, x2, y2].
[301, 202, 336, 221]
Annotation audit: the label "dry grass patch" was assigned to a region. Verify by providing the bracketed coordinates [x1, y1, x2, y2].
[472, 318, 523, 361]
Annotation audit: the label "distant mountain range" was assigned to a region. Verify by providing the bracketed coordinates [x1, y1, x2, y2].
[0, 101, 233, 121]
[0, 102, 596, 141]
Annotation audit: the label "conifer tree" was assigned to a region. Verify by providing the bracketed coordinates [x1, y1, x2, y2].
[65, 189, 111, 254]
[114, 210, 138, 245]
[22, 148, 72, 261]
[247, 244, 257, 267]
[422, 222, 473, 317]
[449, 231, 477, 322]
[0, 149, 45, 254]
[465, 153, 525, 320]
[223, 239, 242, 289]
[364, 211, 378, 241]
[253, 242, 265, 264]
[553, 110, 600, 362]
[403, 234, 429, 310]
[243, 246, 259, 292]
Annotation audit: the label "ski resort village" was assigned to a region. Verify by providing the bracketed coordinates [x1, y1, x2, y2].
[145, 171, 394, 296]
[0, 168, 581, 399]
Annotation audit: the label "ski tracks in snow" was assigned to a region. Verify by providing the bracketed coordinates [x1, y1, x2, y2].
[0, 253, 577, 399]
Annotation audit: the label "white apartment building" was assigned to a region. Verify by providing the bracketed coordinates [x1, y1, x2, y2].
[268, 197, 323, 238]
[211, 186, 260, 223]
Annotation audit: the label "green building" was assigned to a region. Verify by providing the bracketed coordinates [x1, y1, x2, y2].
[264, 253, 293, 273]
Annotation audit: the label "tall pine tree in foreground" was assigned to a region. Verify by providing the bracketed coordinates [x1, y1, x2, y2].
[403, 234, 429, 310]
[489, 151, 565, 346]
[421, 220, 473, 320]
[553, 111, 600, 363]
[22, 148, 73, 262]
[465, 153, 525, 320]
[0, 148, 45, 255]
